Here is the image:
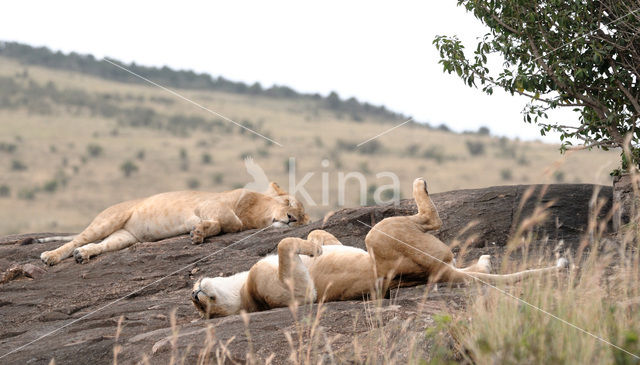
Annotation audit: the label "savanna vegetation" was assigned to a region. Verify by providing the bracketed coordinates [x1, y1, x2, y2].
[0, 43, 618, 235]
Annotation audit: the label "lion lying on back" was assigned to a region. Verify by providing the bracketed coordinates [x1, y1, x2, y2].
[39, 182, 308, 265]
[191, 178, 567, 318]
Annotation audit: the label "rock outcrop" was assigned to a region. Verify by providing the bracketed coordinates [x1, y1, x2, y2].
[0, 184, 612, 364]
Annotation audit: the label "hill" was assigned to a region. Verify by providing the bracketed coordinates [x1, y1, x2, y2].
[0, 42, 618, 235]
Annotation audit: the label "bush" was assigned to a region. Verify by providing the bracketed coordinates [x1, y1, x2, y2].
[466, 140, 486, 156]
[11, 159, 27, 171]
[187, 178, 200, 189]
[136, 150, 145, 160]
[180, 148, 189, 171]
[42, 180, 58, 193]
[87, 143, 103, 157]
[0, 142, 17, 153]
[405, 144, 420, 157]
[422, 146, 445, 164]
[500, 168, 513, 181]
[18, 188, 35, 200]
[211, 173, 224, 184]
[283, 158, 293, 173]
[358, 162, 371, 174]
[0, 185, 10, 197]
[554, 171, 565, 183]
[335, 139, 357, 151]
[516, 154, 530, 166]
[477, 126, 491, 135]
[358, 140, 382, 155]
[120, 160, 139, 177]
[201, 153, 212, 164]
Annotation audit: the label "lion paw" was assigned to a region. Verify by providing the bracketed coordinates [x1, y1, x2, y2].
[477, 255, 492, 274]
[73, 248, 91, 264]
[309, 243, 323, 257]
[40, 250, 61, 266]
[190, 227, 204, 245]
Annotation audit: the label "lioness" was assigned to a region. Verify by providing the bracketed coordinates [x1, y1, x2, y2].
[191, 178, 567, 318]
[39, 182, 308, 265]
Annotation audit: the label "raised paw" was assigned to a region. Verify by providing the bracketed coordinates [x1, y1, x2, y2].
[40, 250, 62, 266]
[73, 248, 91, 264]
[556, 258, 569, 269]
[477, 255, 492, 274]
[190, 226, 204, 245]
[310, 242, 323, 257]
[413, 177, 429, 194]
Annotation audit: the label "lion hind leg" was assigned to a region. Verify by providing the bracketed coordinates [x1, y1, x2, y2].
[40, 200, 138, 265]
[73, 229, 138, 263]
[411, 178, 442, 231]
[307, 230, 342, 246]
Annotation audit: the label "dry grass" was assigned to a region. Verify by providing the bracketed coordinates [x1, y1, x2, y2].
[0, 56, 619, 235]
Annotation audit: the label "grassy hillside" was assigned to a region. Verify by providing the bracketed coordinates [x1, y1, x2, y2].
[0, 53, 618, 235]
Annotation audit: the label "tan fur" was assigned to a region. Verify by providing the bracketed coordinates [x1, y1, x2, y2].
[40, 182, 309, 265]
[191, 178, 567, 318]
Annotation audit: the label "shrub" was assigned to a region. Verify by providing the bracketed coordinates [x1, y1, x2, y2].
[0, 185, 10, 197]
[358, 140, 382, 155]
[516, 154, 530, 166]
[500, 168, 513, 181]
[0, 142, 17, 153]
[87, 143, 103, 157]
[136, 150, 145, 160]
[120, 160, 139, 177]
[11, 159, 27, 171]
[211, 173, 224, 184]
[554, 171, 565, 183]
[42, 180, 58, 193]
[422, 146, 445, 164]
[17, 188, 35, 200]
[283, 158, 293, 173]
[335, 139, 357, 151]
[201, 153, 212, 164]
[477, 126, 491, 135]
[187, 178, 200, 189]
[405, 144, 420, 157]
[465, 140, 486, 156]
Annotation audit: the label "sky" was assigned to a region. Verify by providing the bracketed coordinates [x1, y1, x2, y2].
[1, 1, 577, 142]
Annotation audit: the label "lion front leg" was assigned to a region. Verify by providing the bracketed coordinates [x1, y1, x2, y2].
[190, 220, 221, 245]
[73, 229, 138, 263]
[276, 237, 322, 303]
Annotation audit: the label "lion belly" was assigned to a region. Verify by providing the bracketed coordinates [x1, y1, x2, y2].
[123, 191, 219, 241]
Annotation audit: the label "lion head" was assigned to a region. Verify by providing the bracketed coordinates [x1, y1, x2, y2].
[191, 273, 248, 318]
[264, 182, 309, 228]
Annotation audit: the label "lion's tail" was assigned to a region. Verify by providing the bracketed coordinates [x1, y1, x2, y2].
[439, 258, 568, 285]
[36, 235, 77, 243]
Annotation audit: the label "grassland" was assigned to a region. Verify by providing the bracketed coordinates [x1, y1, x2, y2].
[0, 55, 619, 235]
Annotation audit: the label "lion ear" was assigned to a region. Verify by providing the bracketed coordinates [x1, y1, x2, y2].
[301, 214, 310, 225]
[265, 182, 288, 196]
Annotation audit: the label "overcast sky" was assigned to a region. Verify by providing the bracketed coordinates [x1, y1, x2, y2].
[2, 1, 577, 142]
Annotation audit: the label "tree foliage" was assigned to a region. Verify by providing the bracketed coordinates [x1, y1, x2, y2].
[434, 1, 640, 169]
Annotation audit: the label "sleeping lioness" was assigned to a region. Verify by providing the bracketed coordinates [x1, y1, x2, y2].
[39, 182, 308, 265]
[191, 178, 567, 318]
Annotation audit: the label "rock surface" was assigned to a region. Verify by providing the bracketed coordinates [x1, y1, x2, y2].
[0, 184, 612, 364]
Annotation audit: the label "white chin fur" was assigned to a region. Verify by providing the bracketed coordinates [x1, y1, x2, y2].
[271, 221, 287, 228]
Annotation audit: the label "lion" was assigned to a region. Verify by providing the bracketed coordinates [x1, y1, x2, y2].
[39, 182, 308, 265]
[191, 178, 567, 318]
